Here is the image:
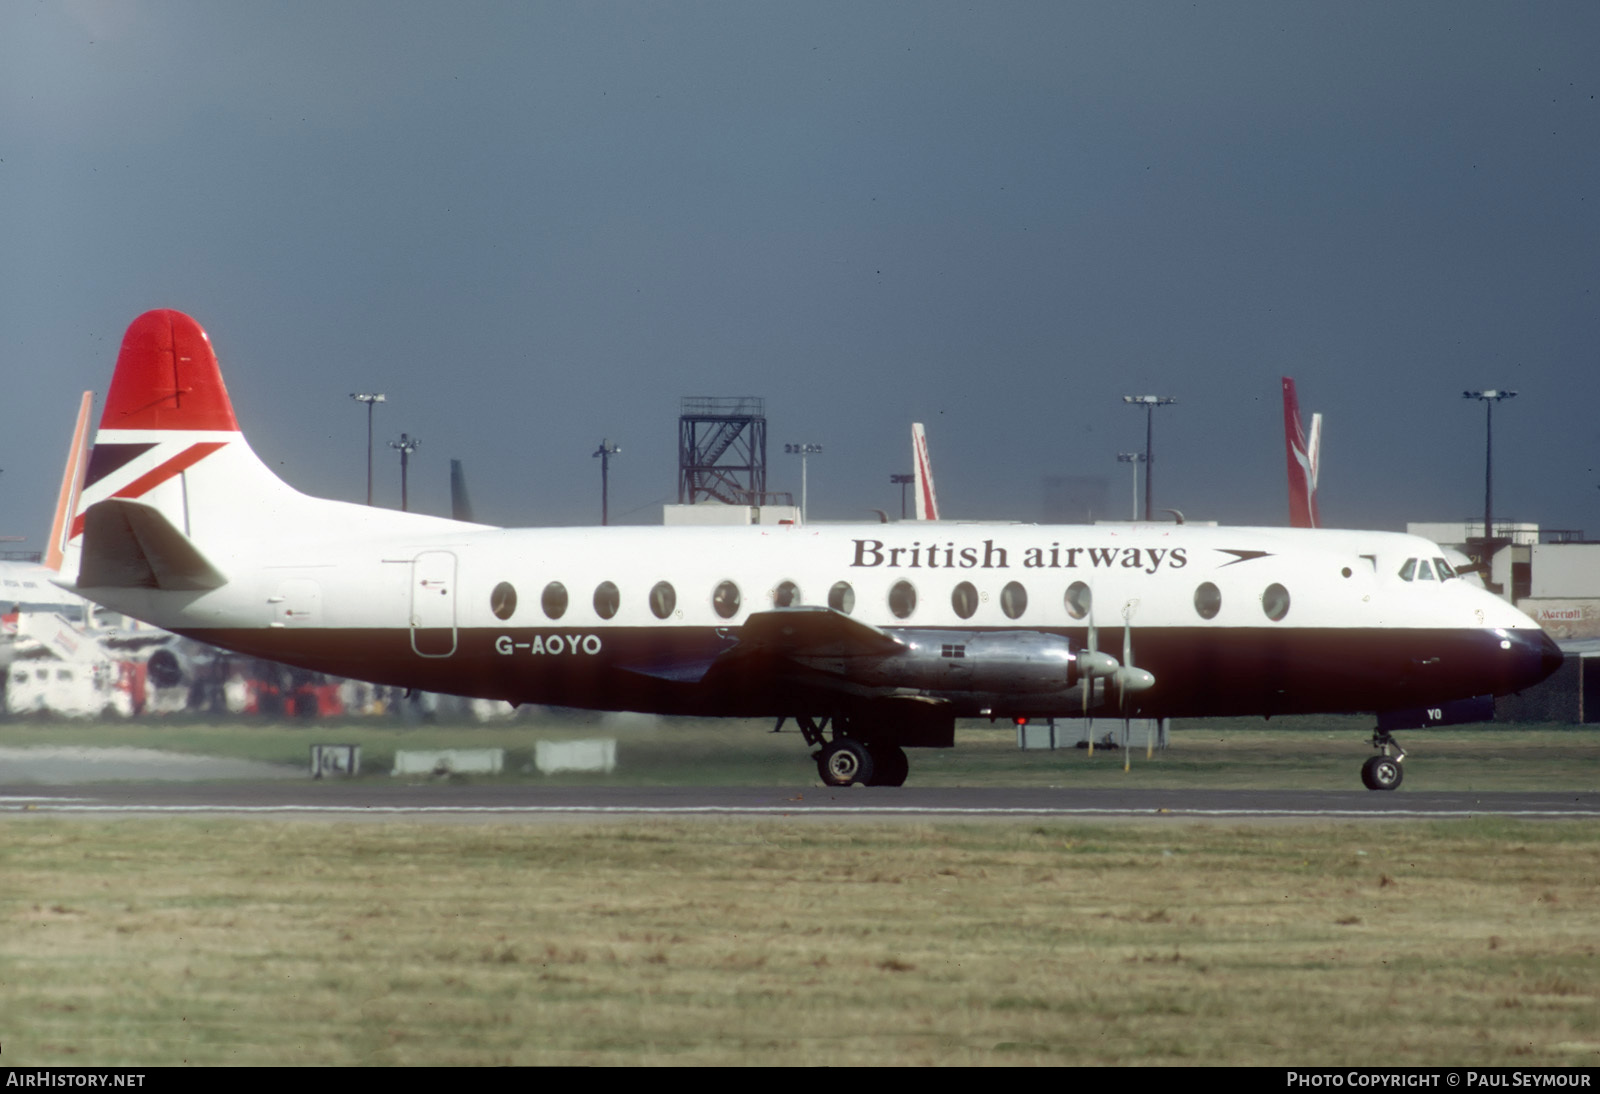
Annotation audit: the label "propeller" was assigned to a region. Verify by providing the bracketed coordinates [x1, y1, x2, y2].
[1121, 601, 1133, 771]
[1076, 593, 1154, 763]
[1084, 607, 1096, 755]
[1079, 602, 1119, 755]
[1115, 599, 1156, 771]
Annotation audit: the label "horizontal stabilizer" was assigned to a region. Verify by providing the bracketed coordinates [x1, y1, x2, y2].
[77, 500, 227, 591]
[738, 606, 905, 658]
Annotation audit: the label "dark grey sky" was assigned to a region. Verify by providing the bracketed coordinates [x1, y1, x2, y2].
[3, 2, 1596, 540]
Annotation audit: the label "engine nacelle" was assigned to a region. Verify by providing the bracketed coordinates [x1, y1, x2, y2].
[860, 630, 1079, 694]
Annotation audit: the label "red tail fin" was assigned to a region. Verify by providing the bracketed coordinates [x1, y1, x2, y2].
[1282, 377, 1320, 528]
[101, 310, 238, 432]
[912, 423, 939, 520]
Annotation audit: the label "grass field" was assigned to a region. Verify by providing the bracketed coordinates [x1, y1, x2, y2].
[2, 712, 1599, 790]
[2, 715, 1597, 1066]
[3, 815, 1598, 1066]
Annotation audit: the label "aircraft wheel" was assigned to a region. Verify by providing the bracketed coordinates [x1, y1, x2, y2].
[817, 738, 874, 787]
[1361, 754, 1403, 791]
[867, 744, 909, 787]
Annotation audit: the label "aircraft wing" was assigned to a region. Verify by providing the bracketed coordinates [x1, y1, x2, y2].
[735, 606, 906, 658]
[614, 607, 903, 686]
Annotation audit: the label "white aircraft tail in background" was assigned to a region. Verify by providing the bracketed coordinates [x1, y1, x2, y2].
[911, 422, 939, 520]
[1282, 377, 1321, 529]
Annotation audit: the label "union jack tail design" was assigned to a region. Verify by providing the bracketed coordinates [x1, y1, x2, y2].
[68, 310, 464, 593]
[1282, 377, 1321, 529]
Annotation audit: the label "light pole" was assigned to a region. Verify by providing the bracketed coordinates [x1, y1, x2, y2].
[786, 443, 823, 522]
[593, 439, 620, 526]
[1463, 389, 1517, 546]
[1122, 395, 1175, 520]
[891, 473, 913, 519]
[350, 392, 386, 505]
[1116, 452, 1146, 521]
[389, 432, 420, 512]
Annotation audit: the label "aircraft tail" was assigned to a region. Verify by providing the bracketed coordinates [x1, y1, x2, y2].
[44, 392, 94, 572]
[911, 422, 940, 520]
[1282, 378, 1320, 528]
[67, 310, 466, 592]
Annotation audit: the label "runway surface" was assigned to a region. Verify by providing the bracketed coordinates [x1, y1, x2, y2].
[3, 782, 1598, 821]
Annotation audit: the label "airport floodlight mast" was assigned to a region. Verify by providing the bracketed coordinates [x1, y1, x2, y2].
[1122, 395, 1175, 520]
[389, 432, 420, 512]
[891, 473, 914, 519]
[349, 392, 386, 505]
[593, 439, 620, 526]
[1116, 452, 1147, 521]
[1463, 389, 1517, 551]
[786, 443, 823, 522]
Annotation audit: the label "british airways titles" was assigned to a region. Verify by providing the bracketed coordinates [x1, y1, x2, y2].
[851, 538, 1189, 575]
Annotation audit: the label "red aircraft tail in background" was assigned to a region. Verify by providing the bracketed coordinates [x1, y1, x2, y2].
[911, 422, 939, 520]
[1282, 377, 1321, 528]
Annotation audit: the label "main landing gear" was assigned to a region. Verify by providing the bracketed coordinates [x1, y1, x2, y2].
[1361, 728, 1406, 791]
[788, 715, 909, 788]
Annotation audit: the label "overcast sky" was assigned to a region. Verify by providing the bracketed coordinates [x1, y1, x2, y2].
[2, 2, 1595, 541]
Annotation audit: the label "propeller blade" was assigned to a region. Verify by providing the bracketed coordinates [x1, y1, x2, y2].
[1120, 599, 1139, 773]
[1085, 607, 1097, 755]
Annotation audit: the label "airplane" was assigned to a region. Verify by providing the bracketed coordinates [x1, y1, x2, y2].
[57, 311, 1562, 790]
[911, 422, 939, 520]
[0, 392, 97, 627]
[1282, 377, 1321, 529]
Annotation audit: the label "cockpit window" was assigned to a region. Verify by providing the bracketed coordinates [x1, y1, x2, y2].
[1434, 558, 1456, 580]
[1398, 558, 1417, 582]
[1416, 559, 1435, 581]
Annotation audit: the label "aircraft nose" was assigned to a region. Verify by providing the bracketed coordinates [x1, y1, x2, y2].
[1538, 630, 1565, 681]
[1510, 628, 1564, 690]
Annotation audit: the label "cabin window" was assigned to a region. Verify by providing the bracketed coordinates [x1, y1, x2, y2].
[1000, 581, 1027, 620]
[650, 581, 677, 619]
[1398, 558, 1417, 582]
[1194, 582, 1222, 620]
[542, 582, 569, 619]
[773, 580, 800, 608]
[1262, 583, 1290, 621]
[828, 581, 855, 614]
[1064, 581, 1091, 620]
[951, 581, 978, 619]
[490, 582, 518, 621]
[712, 580, 741, 619]
[593, 581, 620, 620]
[888, 580, 917, 619]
